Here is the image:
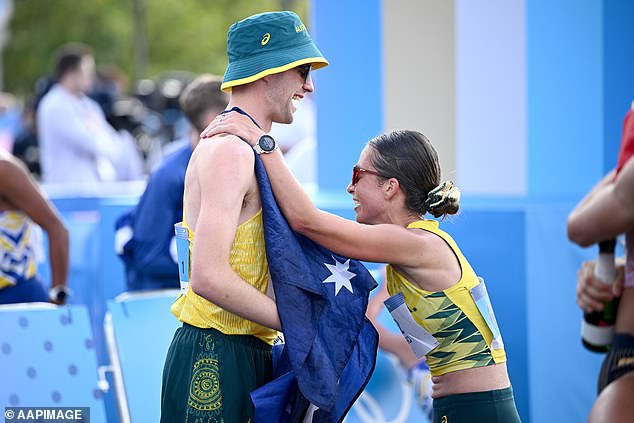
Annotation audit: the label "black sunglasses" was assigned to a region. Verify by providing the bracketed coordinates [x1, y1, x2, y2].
[296, 64, 311, 82]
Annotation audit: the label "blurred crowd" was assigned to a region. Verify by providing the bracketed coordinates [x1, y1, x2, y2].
[0, 44, 210, 186]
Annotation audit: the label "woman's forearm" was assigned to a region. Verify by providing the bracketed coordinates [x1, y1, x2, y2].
[260, 150, 319, 232]
[47, 221, 69, 288]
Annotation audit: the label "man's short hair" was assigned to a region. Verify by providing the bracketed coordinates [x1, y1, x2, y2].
[179, 75, 228, 133]
[54, 42, 94, 81]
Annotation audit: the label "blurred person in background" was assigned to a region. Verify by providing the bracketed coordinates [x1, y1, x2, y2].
[0, 92, 21, 152]
[12, 98, 41, 179]
[568, 105, 634, 423]
[90, 64, 129, 125]
[133, 72, 196, 170]
[0, 149, 69, 305]
[37, 42, 143, 186]
[115, 74, 228, 291]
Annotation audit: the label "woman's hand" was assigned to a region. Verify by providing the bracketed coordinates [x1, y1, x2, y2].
[577, 259, 625, 312]
[200, 111, 265, 146]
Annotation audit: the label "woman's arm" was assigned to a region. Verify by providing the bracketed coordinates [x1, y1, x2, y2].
[201, 112, 427, 266]
[0, 157, 69, 300]
[568, 159, 634, 246]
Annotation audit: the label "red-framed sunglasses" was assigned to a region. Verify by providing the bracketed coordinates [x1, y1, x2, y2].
[351, 165, 384, 186]
[296, 63, 312, 82]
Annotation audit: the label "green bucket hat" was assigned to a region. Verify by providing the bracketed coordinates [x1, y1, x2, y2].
[221, 11, 329, 92]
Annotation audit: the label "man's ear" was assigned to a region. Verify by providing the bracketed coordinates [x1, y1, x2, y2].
[384, 178, 400, 200]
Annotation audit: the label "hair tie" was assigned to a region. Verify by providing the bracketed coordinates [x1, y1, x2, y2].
[424, 181, 460, 217]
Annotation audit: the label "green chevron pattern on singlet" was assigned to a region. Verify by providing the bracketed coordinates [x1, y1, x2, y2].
[422, 291, 494, 368]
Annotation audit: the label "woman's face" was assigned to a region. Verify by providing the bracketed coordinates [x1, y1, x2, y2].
[346, 146, 388, 224]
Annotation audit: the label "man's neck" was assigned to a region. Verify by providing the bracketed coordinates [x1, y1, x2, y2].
[226, 95, 273, 133]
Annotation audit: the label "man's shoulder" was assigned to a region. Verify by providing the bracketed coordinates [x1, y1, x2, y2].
[190, 135, 256, 190]
[195, 134, 254, 162]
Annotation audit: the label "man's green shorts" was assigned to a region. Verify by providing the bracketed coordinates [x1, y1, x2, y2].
[161, 323, 273, 423]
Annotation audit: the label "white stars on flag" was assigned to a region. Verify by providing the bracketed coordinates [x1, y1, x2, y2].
[323, 257, 356, 295]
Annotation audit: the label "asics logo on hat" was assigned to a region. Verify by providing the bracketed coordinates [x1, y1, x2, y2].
[295, 23, 306, 33]
[261, 33, 270, 45]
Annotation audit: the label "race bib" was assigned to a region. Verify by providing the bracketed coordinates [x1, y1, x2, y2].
[174, 223, 190, 295]
[469, 277, 504, 350]
[384, 292, 439, 358]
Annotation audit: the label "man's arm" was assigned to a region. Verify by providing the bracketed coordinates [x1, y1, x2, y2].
[189, 137, 281, 330]
[568, 158, 634, 246]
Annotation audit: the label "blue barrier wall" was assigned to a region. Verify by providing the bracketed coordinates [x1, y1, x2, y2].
[0, 305, 108, 422]
[36, 196, 136, 423]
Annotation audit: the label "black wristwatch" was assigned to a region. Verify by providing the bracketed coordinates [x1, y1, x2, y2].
[253, 135, 278, 155]
[49, 285, 71, 303]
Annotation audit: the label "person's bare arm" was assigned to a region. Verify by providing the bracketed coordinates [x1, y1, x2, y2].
[201, 112, 429, 267]
[0, 157, 69, 302]
[188, 138, 281, 330]
[568, 158, 634, 246]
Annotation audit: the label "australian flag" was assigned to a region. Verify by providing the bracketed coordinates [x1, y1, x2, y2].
[250, 154, 379, 422]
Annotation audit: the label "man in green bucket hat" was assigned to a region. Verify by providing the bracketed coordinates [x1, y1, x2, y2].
[160, 11, 327, 423]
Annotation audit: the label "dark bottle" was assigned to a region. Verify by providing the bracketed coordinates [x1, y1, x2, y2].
[581, 239, 619, 352]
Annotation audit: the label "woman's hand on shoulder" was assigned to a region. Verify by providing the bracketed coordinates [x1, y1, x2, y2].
[200, 111, 265, 147]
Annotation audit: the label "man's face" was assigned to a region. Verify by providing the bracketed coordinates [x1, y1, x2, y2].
[76, 56, 96, 93]
[266, 64, 314, 124]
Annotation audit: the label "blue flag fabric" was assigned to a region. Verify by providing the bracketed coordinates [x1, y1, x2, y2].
[250, 154, 379, 422]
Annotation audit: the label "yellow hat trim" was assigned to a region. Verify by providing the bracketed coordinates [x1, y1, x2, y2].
[221, 57, 329, 92]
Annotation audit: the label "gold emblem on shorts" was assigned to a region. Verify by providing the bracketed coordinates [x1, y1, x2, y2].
[261, 33, 270, 45]
[188, 357, 222, 411]
[441, 416, 448, 423]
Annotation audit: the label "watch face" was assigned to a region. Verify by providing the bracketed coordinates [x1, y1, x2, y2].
[259, 136, 276, 151]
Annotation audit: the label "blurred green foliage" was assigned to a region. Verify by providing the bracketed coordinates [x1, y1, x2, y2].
[4, 0, 308, 96]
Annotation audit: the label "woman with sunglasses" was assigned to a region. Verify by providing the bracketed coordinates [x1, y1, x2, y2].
[202, 117, 520, 423]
